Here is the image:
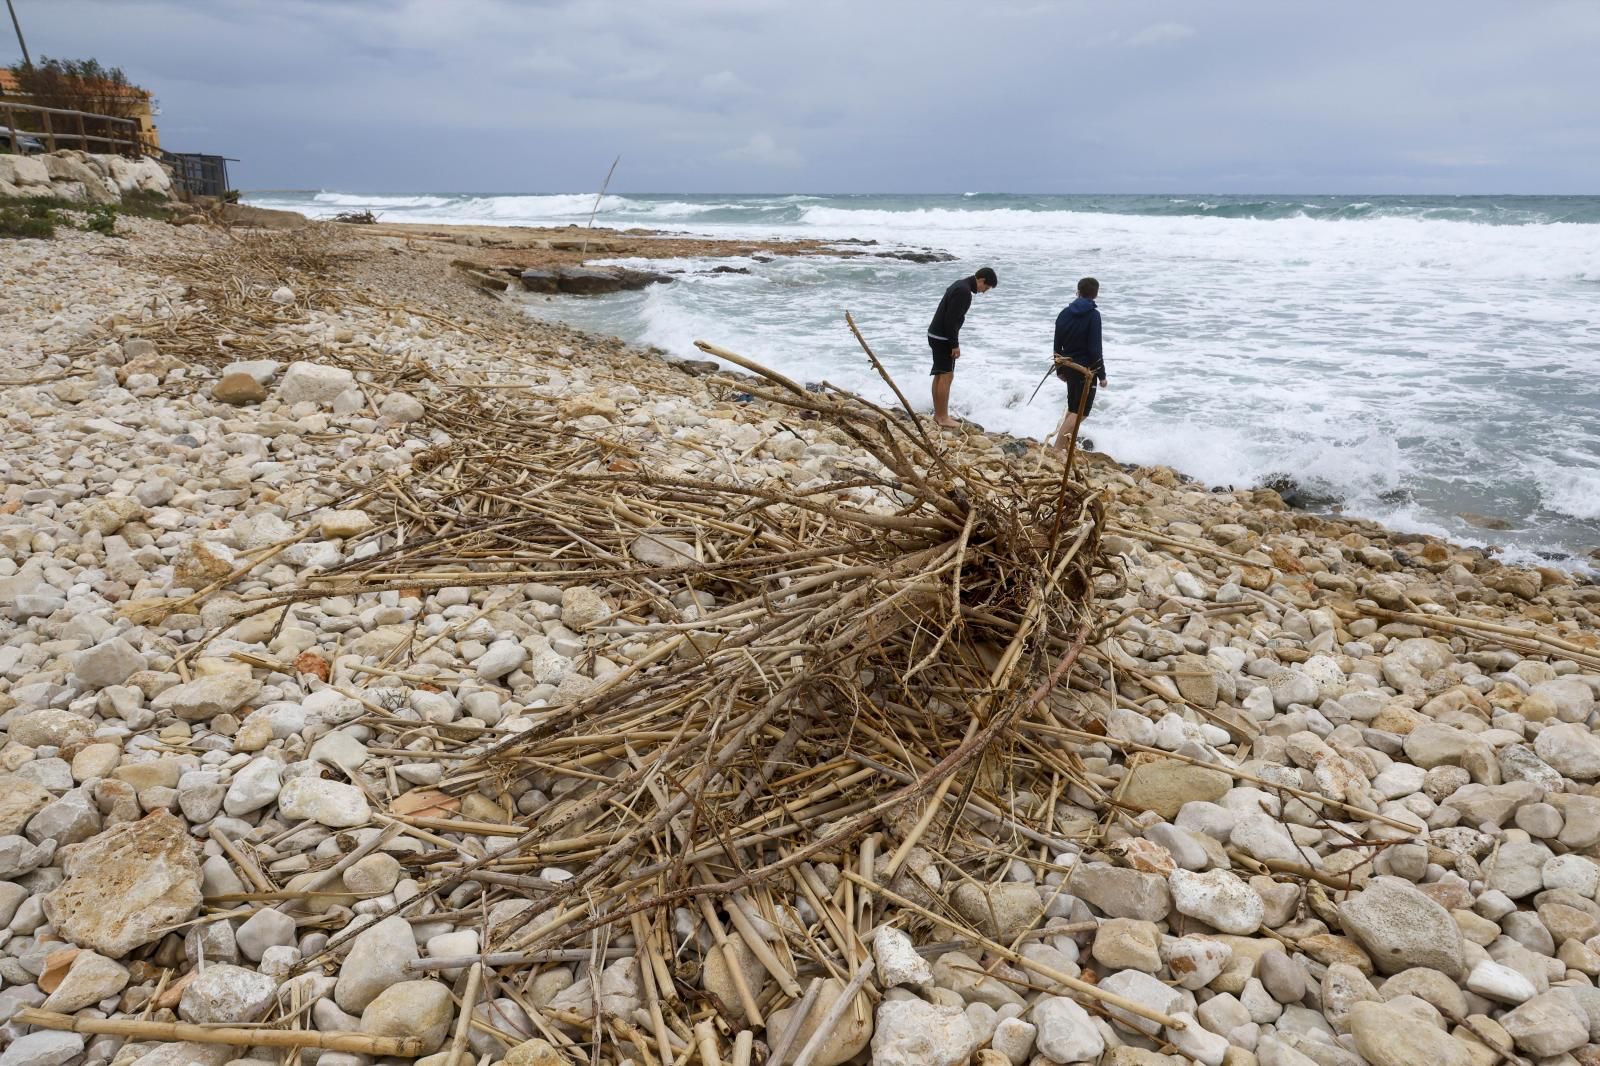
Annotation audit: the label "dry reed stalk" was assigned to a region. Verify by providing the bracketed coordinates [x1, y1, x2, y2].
[13, 1009, 425, 1056]
[443, 962, 483, 1066]
[789, 959, 876, 1066]
[731, 1030, 755, 1066]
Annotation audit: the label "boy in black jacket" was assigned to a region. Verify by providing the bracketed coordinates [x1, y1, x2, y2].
[1052, 276, 1107, 452]
[926, 266, 997, 426]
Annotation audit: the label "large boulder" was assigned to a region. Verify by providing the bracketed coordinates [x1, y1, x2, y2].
[42, 810, 203, 958]
[42, 153, 118, 203]
[0, 153, 50, 187]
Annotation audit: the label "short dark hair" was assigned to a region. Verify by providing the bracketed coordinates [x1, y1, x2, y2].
[975, 266, 998, 287]
[1078, 276, 1099, 298]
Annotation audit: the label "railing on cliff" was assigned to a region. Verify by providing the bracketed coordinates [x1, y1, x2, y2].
[0, 98, 154, 156]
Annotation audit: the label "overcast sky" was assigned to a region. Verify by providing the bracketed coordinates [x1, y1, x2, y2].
[7, 0, 1598, 193]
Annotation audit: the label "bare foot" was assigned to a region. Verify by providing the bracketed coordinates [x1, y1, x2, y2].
[934, 416, 961, 428]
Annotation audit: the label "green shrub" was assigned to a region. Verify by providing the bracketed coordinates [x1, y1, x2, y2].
[0, 198, 62, 239]
[119, 189, 172, 219]
[18, 196, 74, 215]
[83, 203, 119, 235]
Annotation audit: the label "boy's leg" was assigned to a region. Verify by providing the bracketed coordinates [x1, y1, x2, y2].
[932, 373, 957, 426]
[1053, 409, 1079, 452]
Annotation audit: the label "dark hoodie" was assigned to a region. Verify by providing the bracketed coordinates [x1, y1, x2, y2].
[927, 276, 978, 349]
[1053, 297, 1105, 383]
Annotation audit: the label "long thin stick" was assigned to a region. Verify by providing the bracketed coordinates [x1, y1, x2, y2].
[13, 1009, 426, 1056]
[766, 978, 821, 1066]
[790, 960, 874, 1066]
[1026, 363, 1054, 405]
[276, 821, 401, 913]
[580, 154, 621, 256]
[444, 962, 483, 1066]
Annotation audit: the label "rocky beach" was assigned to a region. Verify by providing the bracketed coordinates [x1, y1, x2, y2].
[2, 202, 1600, 1066]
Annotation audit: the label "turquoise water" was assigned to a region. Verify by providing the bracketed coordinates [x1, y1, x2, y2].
[249, 190, 1600, 571]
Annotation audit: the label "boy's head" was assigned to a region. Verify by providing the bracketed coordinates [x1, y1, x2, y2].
[975, 266, 998, 292]
[1078, 277, 1099, 299]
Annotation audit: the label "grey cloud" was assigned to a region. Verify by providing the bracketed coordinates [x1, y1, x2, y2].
[4, 0, 1596, 191]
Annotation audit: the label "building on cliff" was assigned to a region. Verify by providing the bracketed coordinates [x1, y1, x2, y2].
[0, 66, 160, 152]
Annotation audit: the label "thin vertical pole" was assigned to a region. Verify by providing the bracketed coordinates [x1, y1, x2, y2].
[580, 154, 620, 256]
[5, 0, 30, 67]
[40, 107, 53, 152]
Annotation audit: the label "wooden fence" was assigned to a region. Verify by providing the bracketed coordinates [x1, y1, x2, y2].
[0, 99, 153, 156]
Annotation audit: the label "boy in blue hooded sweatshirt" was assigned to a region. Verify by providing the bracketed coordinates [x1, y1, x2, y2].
[1051, 277, 1107, 452]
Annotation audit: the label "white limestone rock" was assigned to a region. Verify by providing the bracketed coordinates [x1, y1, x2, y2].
[277, 776, 370, 827]
[873, 925, 932, 988]
[870, 998, 976, 1066]
[179, 964, 278, 1023]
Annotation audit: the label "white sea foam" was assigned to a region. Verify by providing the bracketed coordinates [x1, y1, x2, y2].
[311, 192, 455, 208]
[1536, 462, 1600, 521]
[242, 189, 1600, 566]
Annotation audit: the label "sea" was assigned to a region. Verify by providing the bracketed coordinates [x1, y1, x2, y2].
[245, 190, 1600, 572]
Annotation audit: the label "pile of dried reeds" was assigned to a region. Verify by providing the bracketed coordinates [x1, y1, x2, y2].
[136, 228, 1130, 1064]
[308, 353, 1110, 1063]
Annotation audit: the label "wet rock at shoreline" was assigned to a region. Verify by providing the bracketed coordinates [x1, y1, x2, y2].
[519, 264, 671, 295]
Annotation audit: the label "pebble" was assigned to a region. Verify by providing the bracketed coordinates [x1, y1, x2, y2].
[235, 907, 297, 962]
[1338, 877, 1466, 978]
[873, 924, 932, 988]
[178, 964, 278, 1023]
[334, 916, 419, 1012]
[870, 998, 977, 1066]
[0, 1032, 85, 1066]
[212, 372, 267, 405]
[276, 776, 370, 827]
[359, 980, 455, 1055]
[1169, 868, 1265, 935]
[343, 853, 402, 894]
[1029, 995, 1103, 1063]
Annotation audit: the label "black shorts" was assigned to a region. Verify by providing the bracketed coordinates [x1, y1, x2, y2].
[929, 339, 954, 376]
[1064, 370, 1098, 419]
